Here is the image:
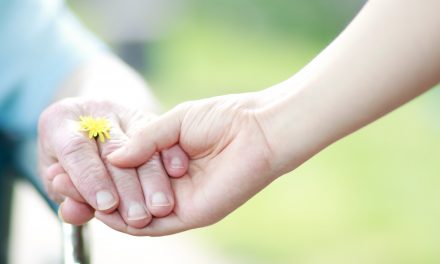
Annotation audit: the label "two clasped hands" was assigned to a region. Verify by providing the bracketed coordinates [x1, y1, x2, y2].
[38, 0, 440, 237]
[39, 91, 284, 236]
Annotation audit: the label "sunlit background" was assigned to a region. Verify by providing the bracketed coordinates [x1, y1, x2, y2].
[12, 0, 440, 263]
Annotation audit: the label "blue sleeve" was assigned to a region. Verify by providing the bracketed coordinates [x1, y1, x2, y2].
[0, 0, 108, 137]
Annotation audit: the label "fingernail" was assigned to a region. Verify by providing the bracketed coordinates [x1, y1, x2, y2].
[96, 190, 117, 210]
[170, 156, 184, 169]
[128, 203, 148, 221]
[151, 192, 170, 207]
[58, 203, 65, 222]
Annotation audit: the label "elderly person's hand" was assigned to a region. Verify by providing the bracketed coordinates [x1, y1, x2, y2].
[38, 98, 188, 228]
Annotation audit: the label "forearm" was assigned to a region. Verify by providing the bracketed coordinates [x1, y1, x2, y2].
[53, 53, 160, 112]
[257, 0, 440, 175]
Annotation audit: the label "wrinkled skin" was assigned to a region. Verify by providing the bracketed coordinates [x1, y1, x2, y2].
[38, 98, 188, 228]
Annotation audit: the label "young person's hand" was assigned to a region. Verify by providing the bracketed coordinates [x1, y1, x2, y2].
[106, 0, 440, 236]
[106, 93, 282, 235]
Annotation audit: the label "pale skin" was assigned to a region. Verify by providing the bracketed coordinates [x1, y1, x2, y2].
[55, 0, 440, 235]
[38, 54, 189, 228]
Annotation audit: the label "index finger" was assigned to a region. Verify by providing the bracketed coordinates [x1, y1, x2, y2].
[52, 120, 119, 212]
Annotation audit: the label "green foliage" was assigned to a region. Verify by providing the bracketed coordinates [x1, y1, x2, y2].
[147, 11, 440, 263]
[71, 1, 440, 262]
[148, 21, 321, 107]
[189, 0, 365, 42]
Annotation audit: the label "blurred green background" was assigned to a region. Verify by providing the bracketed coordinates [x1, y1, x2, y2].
[70, 0, 440, 263]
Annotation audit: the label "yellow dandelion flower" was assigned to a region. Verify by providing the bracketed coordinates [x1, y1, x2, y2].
[79, 116, 111, 143]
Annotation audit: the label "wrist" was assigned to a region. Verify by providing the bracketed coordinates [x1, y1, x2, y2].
[253, 78, 335, 176]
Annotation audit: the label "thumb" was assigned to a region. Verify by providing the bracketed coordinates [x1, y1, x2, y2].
[108, 105, 185, 168]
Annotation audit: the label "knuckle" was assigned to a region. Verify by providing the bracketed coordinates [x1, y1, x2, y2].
[114, 182, 136, 195]
[38, 103, 62, 133]
[90, 99, 113, 108]
[82, 98, 122, 113]
[38, 98, 79, 135]
[75, 161, 106, 195]
[137, 154, 165, 179]
[60, 138, 107, 191]
[173, 101, 192, 117]
[110, 171, 139, 193]
[59, 136, 91, 159]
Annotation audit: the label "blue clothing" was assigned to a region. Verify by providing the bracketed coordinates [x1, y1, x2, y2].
[0, 2, 106, 262]
[0, 0, 107, 210]
[0, 0, 106, 138]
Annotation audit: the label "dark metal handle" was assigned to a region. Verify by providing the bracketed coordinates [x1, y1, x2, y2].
[62, 224, 90, 264]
